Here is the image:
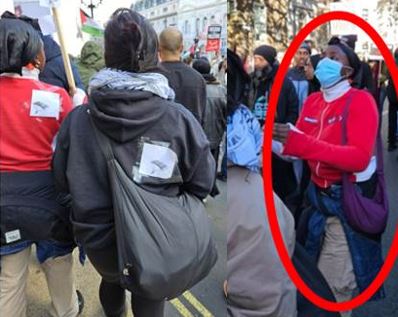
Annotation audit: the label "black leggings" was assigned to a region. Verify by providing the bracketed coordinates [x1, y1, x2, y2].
[86, 246, 165, 317]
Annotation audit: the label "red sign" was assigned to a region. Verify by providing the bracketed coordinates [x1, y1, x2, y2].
[206, 39, 220, 52]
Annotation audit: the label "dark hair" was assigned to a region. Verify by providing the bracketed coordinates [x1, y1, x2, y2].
[328, 36, 361, 79]
[104, 8, 158, 72]
[0, 18, 42, 74]
[192, 58, 211, 74]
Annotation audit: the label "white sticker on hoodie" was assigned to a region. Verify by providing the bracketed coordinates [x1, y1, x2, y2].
[138, 143, 178, 179]
[30, 89, 60, 119]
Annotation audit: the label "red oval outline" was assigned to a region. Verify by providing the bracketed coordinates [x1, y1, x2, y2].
[263, 11, 398, 312]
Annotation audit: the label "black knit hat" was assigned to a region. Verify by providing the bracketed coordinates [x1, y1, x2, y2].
[328, 36, 361, 79]
[192, 58, 211, 74]
[253, 45, 277, 65]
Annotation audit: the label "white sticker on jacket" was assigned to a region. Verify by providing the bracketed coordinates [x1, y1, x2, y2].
[139, 143, 177, 179]
[5, 229, 21, 244]
[304, 117, 318, 124]
[30, 89, 60, 119]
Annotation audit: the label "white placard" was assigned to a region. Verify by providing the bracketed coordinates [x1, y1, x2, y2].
[40, 0, 61, 8]
[30, 89, 61, 119]
[139, 143, 177, 179]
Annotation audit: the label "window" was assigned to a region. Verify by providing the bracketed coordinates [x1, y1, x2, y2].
[362, 8, 369, 21]
[196, 18, 200, 35]
[184, 20, 189, 34]
[202, 17, 208, 32]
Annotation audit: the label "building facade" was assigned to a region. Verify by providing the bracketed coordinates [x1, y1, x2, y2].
[134, 0, 227, 55]
[133, 0, 179, 34]
[330, 0, 397, 58]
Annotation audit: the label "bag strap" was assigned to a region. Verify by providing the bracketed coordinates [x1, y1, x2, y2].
[341, 91, 383, 173]
[340, 92, 354, 145]
[89, 112, 115, 163]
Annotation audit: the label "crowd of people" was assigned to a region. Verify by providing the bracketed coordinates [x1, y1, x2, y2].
[0, 7, 226, 317]
[227, 32, 396, 316]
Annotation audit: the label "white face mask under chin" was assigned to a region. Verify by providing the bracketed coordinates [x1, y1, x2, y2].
[322, 79, 351, 103]
[21, 67, 40, 80]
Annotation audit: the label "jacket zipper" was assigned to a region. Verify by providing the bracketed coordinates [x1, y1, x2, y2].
[315, 102, 331, 187]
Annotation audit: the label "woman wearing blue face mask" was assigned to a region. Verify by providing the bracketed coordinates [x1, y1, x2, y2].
[273, 37, 386, 316]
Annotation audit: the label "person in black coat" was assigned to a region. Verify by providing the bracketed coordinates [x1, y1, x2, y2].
[248, 45, 299, 208]
[158, 27, 207, 126]
[248, 45, 298, 125]
[53, 9, 215, 317]
[193, 58, 227, 197]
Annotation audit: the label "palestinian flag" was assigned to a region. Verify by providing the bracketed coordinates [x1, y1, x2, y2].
[80, 9, 104, 37]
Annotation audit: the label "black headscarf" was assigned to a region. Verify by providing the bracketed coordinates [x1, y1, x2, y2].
[328, 36, 361, 79]
[1, 11, 43, 35]
[227, 49, 251, 116]
[0, 18, 42, 75]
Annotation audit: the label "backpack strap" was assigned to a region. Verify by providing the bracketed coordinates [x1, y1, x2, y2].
[88, 111, 114, 163]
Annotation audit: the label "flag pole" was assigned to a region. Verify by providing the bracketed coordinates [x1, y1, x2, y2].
[51, 6, 76, 95]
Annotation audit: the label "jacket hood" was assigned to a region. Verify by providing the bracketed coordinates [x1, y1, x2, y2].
[79, 41, 104, 70]
[88, 88, 167, 143]
[43, 35, 61, 62]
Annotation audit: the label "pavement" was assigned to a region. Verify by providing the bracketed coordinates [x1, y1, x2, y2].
[26, 180, 226, 317]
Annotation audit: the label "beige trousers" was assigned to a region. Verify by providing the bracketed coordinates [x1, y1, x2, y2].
[318, 217, 358, 317]
[0, 247, 79, 317]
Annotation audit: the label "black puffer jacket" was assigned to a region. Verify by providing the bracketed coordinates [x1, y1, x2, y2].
[53, 88, 215, 250]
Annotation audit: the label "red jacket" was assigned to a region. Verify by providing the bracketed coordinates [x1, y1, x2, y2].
[0, 75, 73, 172]
[283, 88, 378, 188]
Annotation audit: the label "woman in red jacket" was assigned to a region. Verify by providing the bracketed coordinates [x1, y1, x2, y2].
[273, 37, 385, 316]
[0, 18, 81, 316]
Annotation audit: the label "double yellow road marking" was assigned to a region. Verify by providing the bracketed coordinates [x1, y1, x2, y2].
[170, 291, 213, 317]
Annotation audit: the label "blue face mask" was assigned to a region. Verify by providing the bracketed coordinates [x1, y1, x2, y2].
[314, 57, 344, 89]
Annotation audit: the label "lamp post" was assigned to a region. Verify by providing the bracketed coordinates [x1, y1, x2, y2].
[82, 0, 103, 19]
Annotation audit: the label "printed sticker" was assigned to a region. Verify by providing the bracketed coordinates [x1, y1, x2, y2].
[30, 89, 60, 119]
[138, 143, 177, 179]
